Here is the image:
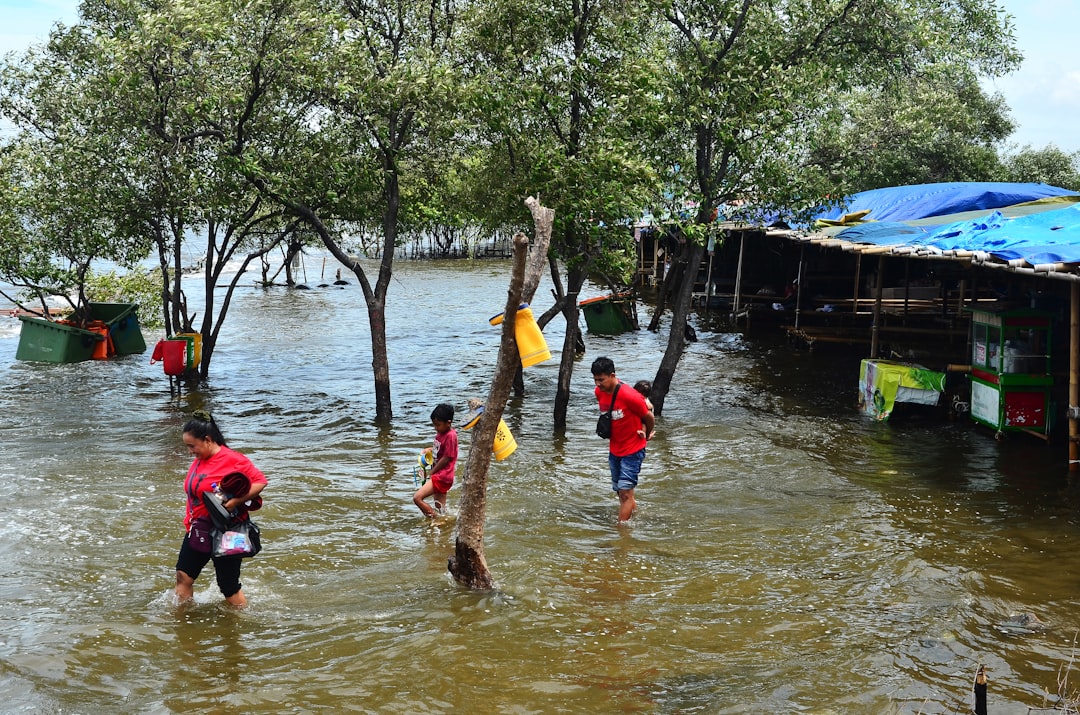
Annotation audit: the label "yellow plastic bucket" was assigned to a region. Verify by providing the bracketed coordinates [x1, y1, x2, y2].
[461, 406, 517, 461]
[489, 304, 551, 368]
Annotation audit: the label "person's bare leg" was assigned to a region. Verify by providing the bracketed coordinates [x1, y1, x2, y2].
[617, 489, 637, 522]
[175, 570, 195, 603]
[225, 589, 248, 608]
[413, 481, 437, 517]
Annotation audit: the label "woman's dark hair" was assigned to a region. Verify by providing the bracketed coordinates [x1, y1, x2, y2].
[183, 409, 227, 446]
[431, 403, 455, 422]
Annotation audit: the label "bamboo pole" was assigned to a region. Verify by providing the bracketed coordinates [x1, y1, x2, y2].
[732, 233, 746, 318]
[1071, 282, 1079, 471]
[903, 260, 911, 317]
[794, 244, 805, 329]
[973, 666, 987, 715]
[870, 256, 885, 359]
[703, 238, 715, 313]
[852, 253, 861, 313]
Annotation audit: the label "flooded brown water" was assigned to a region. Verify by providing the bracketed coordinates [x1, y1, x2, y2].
[2, 258, 1079, 714]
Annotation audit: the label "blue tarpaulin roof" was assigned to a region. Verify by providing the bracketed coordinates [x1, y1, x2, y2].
[814, 181, 1076, 223]
[809, 183, 1080, 266]
[914, 203, 1080, 264]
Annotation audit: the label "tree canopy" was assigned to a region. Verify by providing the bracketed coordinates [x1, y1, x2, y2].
[0, 0, 1029, 409]
[638, 0, 1021, 413]
[806, 72, 1015, 194]
[1000, 144, 1080, 190]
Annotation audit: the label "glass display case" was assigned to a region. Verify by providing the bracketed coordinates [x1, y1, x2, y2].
[967, 306, 1052, 437]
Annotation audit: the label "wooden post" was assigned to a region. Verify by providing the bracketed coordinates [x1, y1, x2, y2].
[870, 256, 885, 359]
[1070, 282, 1079, 471]
[903, 260, 911, 317]
[732, 233, 746, 318]
[973, 666, 987, 715]
[852, 253, 861, 313]
[703, 233, 715, 313]
[635, 226, 644, 283]
[794, 244, 805, 329]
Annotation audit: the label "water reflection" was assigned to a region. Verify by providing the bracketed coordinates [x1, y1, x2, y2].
[1, 258, 1079, 713]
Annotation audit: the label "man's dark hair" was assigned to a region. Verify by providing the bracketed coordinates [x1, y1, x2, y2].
[590, 356, 615, 376]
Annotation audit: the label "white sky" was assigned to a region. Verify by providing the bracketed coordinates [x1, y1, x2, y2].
[1, 0, 1077, 153]
[986, 0, 1080, 153]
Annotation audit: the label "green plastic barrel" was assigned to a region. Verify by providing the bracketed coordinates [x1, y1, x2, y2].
[88, 302, 146, 355]
[15, 317, 102, 363]
[578, 295, 637, 335]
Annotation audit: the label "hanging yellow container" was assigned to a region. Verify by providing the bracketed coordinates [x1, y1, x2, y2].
[489, 303, 551, 368]
[491, 419, 518, 461]
[462, 406, 518, 461]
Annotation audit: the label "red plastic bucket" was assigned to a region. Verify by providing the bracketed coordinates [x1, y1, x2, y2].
[160, 339, 188, 375]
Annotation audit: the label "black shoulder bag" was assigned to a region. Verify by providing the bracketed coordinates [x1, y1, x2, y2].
[596, 383, 621, 438]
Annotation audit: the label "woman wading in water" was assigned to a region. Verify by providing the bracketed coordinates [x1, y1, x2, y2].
[175, 410, 267, 607]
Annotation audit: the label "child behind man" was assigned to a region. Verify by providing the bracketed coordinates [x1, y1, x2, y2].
[633, 380, 657, 440]
[412, 403, 458, 518]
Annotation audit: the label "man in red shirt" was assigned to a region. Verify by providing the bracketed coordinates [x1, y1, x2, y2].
[592, 356, 655, 523]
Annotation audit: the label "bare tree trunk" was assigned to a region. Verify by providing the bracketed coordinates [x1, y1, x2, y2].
[368, 167, 399, 422]
[449, 233, 529, 589]
[450, 198, 554, 589]
[368, 295, 392, 421]
[197, 239, 276, 380]
[553, 268, 587, 430]
[155, 220, 175, 338]
[651, 241, 705, 416]
[521, 197, 554, 303]
[510, 197, 555, 399]
[170, 219, 184, 334]
[536, 256, 567, 329]
[283, 239, 301, 286]
[647, 242, 686, 332]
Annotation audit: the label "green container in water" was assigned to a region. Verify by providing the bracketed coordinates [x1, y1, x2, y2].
[578, 294, 638, 335]
[14, 302, 145, 363]
[15, 317, 102, 363]
[89, 302, 146, 355]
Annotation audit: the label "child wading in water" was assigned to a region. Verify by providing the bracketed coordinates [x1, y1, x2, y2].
[413, 403, 458, 517]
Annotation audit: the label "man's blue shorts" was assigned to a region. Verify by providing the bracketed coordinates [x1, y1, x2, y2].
[609, 448, 646, 492]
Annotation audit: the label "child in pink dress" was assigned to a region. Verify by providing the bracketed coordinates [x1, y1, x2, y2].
[412, 403, 458, 517]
